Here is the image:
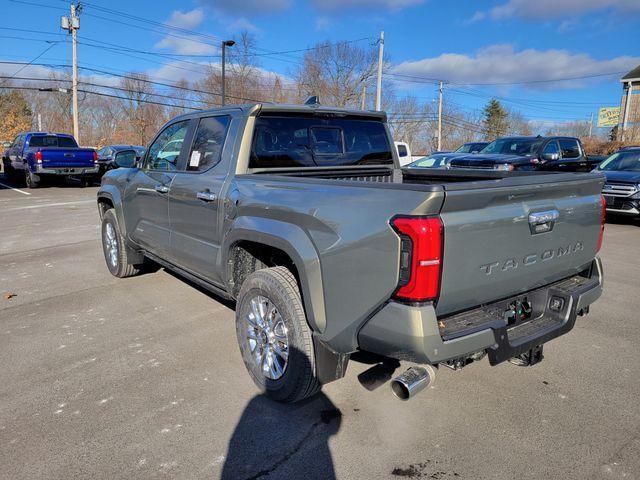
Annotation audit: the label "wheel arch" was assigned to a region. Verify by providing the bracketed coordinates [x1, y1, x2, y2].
[223, 216, 326, 334]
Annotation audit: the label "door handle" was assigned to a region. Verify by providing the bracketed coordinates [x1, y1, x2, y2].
[154, 184, 170, 194]
[196, 191, 217, 202]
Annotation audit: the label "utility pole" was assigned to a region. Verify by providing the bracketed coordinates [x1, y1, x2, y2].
[37, 113, 42, 132]
[437, 81, 443, 151]
[588, 112, 593, 137]
[621, 81, 632, 141]
[61, 3, 80, 143]
[361, 85, 366, 110]
[375, 31, 384, 111]
[221, 40, 235, 106]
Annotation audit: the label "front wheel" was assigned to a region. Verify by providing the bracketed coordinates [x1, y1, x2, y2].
[236, 266, 320, 403]
[101, 209, 140, 278]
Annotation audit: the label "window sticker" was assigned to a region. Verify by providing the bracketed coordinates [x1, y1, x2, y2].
[189, 150, 201, 167]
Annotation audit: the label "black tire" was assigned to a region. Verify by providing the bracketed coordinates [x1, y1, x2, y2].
[24, 168, 40, 188]
[101, 209, 140, 278]
[236, 266, 320, 403]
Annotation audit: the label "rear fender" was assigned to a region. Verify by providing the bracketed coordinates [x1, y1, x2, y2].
[223, 216, 327, 333]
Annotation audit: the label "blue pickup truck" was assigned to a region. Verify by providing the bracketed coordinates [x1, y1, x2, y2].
[1, 132, 98, 188]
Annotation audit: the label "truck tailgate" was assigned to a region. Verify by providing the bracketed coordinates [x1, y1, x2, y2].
[40, 148, 95, 168]
[436, 174, 604, 316]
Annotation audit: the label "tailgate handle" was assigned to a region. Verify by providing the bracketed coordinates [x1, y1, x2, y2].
[64, 153, 74, 157]
[528, 210, 559, 234]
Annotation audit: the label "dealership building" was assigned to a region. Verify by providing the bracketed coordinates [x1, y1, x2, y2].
[620, 64, 640, 140]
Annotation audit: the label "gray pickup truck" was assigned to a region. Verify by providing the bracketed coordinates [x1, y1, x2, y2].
[97, 103, 605, 403]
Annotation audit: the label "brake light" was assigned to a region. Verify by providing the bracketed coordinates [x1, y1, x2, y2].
[35, 151, 42, 164]
[93, 150, 98, 164]
[597, 195, 605, 252]
[391, 216, 443, 302]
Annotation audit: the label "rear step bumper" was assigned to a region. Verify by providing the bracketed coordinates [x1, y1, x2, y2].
[357, 257, 603, 365]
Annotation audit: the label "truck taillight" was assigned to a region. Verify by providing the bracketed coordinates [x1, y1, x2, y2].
[35, 151, 42, 164]
[93, 151, 98, 164]
[391, 216, 443, 303]
[597, 195, 605, 252]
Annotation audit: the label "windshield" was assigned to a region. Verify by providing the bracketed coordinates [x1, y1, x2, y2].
[250, 115, 393, 168]
[408, 155, 449, 169]
[455, 143, 485, 153]
[598, 151, 640, 172]
[28, 135, 78, 148]
[480, 138, 541, 156]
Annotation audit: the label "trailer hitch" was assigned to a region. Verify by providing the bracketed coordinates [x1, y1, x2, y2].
[509, 345, 544, 366]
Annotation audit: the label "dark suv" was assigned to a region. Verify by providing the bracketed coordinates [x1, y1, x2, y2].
[596, 147, 640, 217]
[449, 136, 598, 172]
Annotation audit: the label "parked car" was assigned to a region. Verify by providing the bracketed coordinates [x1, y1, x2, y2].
[96, 145, 145, 177]
[596, 147, 640, 217]
[2, 132, 97, 188]
[97, 103, 604, 403]
[449, 136, 599, 172]
[454, 142, 488, 154]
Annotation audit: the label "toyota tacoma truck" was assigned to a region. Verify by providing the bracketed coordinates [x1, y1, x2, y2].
[2, 132, 98, 188]
[96, 103, 605, 403]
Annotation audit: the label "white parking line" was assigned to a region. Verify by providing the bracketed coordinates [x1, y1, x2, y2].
[6, 200, 95, 211]
[0, 182, 31, 196]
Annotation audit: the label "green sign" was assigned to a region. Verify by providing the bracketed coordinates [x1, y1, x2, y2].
[597, 107, 621, 127]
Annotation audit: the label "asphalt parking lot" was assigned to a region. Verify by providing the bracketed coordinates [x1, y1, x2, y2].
[0, 176, 639, 480]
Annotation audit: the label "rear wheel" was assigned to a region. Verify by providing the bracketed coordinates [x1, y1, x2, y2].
[101, 209, 140, 278]
[236, 266, 320, 403]
[24, 168, 40, 188]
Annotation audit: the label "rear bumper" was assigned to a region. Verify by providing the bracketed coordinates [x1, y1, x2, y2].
[358, 258, 603, 365]
[35, 165, 98, 175]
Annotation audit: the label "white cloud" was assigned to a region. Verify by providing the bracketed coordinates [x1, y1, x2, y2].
[311, 0, 424, 11]
[464, 11, 485, 24]
[315, 16, 331, 31]
[490, 0, 640, 19]
[155, 35, 218, 55]
[166, 8, 205, 29]
[155, 9, 216, 55]
[198, 0, 292, 15]
[226, 17, 261, 34]
[392, 45, 640, 90]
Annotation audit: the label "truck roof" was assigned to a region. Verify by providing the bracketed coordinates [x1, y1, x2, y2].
[170, 102, 387, 123]
[24, 132, 75, 138]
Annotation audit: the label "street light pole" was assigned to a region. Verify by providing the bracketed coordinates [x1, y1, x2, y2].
[221, 40, 235, 106]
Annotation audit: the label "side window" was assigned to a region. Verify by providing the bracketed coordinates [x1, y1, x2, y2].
[559, 139, 581, 159]
[144, 121, 189, 171]
[543, 141, 559, 155]
[186, 116, 231, 172]
[11, 135, 20, 148]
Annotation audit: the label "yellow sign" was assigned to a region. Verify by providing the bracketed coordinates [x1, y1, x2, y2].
[597, 107, 621, 127]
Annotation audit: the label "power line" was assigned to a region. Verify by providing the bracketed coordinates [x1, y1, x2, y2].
[386, 70, 626, 86]
[7, 42, 61, 79]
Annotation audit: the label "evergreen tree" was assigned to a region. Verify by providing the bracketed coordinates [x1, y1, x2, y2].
[482, 99, 508, 140]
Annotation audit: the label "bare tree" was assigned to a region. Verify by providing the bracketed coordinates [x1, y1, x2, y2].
[295, 40, 378, 108]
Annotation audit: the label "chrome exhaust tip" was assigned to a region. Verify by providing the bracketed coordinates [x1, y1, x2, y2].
[390, 365, 436, 400]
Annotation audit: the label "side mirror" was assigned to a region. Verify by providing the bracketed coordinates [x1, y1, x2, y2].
[542, 152, 559, 162]
[2, 141, 11, 149]
[114, 150, 137, 169]
[397, 145, 408, 158]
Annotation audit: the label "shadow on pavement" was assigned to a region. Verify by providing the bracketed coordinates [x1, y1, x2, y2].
[221, 392, 341, 480]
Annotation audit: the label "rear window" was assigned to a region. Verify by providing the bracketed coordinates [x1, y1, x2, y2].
[250, 115, 393, 168]
[28, 135, 78, 148]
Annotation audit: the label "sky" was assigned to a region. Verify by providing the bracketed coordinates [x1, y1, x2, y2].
[1, 0, 639, 131]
